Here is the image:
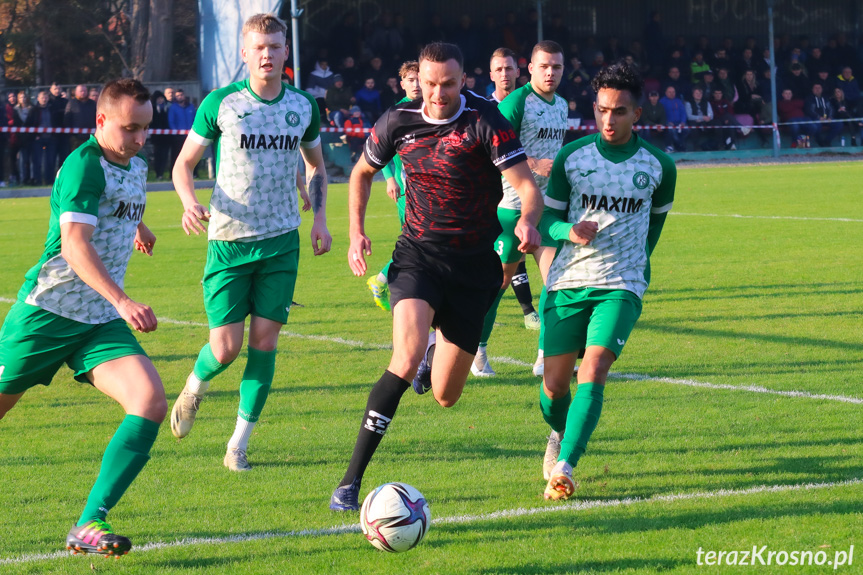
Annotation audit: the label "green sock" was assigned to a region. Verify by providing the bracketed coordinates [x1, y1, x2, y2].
[537, 286, 547, 354]
[479, 288, 506, 347]
[78, 415, 160, 525]
[237, 347, 277, 423]
[559, 383, 604, 468]
[193, 343, 233, 382]
[381, 260, 392, 278]
[539, 386, 571, 433]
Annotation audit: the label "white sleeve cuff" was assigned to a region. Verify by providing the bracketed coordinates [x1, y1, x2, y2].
[300, 136, 321, 149]
[544, 195, 568, 211]
[188, 130, 212, 146]
[59, 212, 98, 227]
[651, 201, 673, 214]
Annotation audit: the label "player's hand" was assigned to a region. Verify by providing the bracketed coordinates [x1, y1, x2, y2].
[310, 220, 332, 256]
[385, 179, 401, 202]
[117, 299, 158, 333]
[300, 188, 312, 212]
[515, 220, 541, 254]
[570, 221, 598, 245]
[348, 234, 372, 276]
[134, 224, 156, 256]
[529, 158, 554, 178]
[182, 203, 210, 236]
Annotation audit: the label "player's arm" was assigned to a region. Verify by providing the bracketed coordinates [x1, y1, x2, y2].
[300, 143, 332, 256]
[646, 155, 677, 255]
[296, 170, 311, 212]
[134, 221, 156, 256]
[347, 155, 380, 275]
[172, 137, 210, 235]
[381, 160, 400, 201]
[539, 151, 597, 245]
[500, 161, 542, 253]
[60, 222, 157, 333]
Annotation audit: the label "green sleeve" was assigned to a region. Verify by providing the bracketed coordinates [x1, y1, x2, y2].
[381, 161, 395, 180]
[497, 86, 527, 134]
[538, 146, 574, 241]
[55, 148, 106, 218]
[191, 89, 224, 141]
[646, 150, 676, 254]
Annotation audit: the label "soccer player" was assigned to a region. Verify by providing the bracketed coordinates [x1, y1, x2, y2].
[169, 13, 332, 471]
[0, 79, 164, 556]
[330, 42, 542, 511]
[366, 60, 422, 312]
[488, 47, 540, 332]
[473, 41, 568, 378]
[539, 61, 675, 499]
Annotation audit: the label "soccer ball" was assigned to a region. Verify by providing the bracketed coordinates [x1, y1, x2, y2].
[360, 482, 431, 552]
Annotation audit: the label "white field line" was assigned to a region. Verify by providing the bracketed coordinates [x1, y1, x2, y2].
[0, 297, 860, 405]
[3, 476, 861, 565]
[672, 212, 863, 223]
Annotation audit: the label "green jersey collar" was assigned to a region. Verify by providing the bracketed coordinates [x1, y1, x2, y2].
[595, 132, 641, 163]
[242, 78, 286, 104]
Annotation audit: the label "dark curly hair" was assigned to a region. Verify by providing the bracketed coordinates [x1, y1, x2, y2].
[590, 60, 643, 103]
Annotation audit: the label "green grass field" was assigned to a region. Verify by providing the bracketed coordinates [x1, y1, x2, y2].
[1, 161, 861, 574]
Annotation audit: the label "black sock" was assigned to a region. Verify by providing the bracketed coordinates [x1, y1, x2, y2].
[340, 370, 410, 487]
[511, 261, 535, 315]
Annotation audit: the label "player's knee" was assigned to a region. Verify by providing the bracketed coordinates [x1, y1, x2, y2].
[434, 394, 459, 408]
[211, 343, 241, 365]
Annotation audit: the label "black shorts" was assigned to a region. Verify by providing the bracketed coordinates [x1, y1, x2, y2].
[388, 237, 503, 354]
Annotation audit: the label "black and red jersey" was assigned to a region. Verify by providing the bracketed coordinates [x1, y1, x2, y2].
[364, 91, 526, 254]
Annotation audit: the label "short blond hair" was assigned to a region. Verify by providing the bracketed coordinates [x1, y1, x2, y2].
[399, 61, 419, 79]
[242, 13, 287, 37]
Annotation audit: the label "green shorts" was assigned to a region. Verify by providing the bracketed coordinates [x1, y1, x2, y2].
[495, 207, 557, 264]
[203, 230, 300, 329]
[397, 192, 406, 227]
[0, 302, 147, 394]
[541, 288, 642, 359]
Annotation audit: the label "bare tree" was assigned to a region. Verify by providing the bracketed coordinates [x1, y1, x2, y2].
[130, 0, 173, 81]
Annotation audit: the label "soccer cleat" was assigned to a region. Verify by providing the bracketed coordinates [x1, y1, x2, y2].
[412, 332, 436, 395]
[543, 430, 564, 480]
[366, 276, 391, 312]
[223, 448, 252, 471]
[66, 520, 131, 557]
[533, 355, 544, 377]
[170, 374, 207, 439]
[470, 347, 496, 377]
[544, 460, 576, 501]
[330, 479, 361, 511]
[523, 311, 541, 330]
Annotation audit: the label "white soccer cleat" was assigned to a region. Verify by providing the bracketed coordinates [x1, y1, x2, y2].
[170, 374, 207, 439]
[543, 430, 564, 480]
[223, 448, 252, 472]
[544, 460, 575, 501]
[470, 347, 496, 377]
[523, 311, 541, 330]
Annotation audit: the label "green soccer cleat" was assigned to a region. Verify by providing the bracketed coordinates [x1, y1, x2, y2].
[66, 520, 131, 557]
[367, 276, 391, 311]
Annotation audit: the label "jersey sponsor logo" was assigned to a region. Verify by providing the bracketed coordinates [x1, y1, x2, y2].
[442, 130, 469, 147]
[112, 201, 146, 222]
[536, 127, 567, 140]
[239, 133, 299, 151]
[633, 171, 651, 189]
[285, 111, 301, 127]
[364, 409, 392, 435]
[581, 194, 643, 213]
[579, 169, 598, 177]
[491, 127, 518, 148]
[237, 111, 254, 120]
[493, 147, 525, 166]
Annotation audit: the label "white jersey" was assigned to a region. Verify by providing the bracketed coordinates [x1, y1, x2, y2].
[190, 79, 321, 242]
[497, 83, 569, 210]
[543, 134, 676, 299]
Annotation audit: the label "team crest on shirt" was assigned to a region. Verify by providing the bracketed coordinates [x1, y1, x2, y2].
[633, 171, 651, 189]
[442, 130, 469, 147]
[285, 111, 300, 127]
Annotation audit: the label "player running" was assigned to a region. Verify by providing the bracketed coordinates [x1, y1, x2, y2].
[474, 41, 568, 378]
[539, 61, 676, 499]
[330, 42, 542, 511]
[488, 47, 540, 332]
[0, 79, 164, 557]
[366, 60, 422, 312]
[169, 13, 332, 471]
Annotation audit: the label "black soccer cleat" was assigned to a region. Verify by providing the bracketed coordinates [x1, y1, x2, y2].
[66, 520, 132, 557]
